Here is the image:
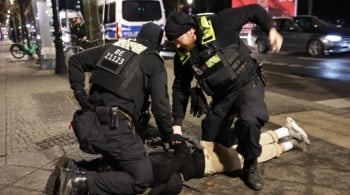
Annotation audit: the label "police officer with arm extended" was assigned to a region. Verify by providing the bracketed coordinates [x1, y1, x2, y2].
[65, 22, 174, 194]
[165, 4, 283, 191]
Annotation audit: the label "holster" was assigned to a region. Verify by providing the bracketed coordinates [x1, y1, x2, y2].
[95, 106, 132, 130]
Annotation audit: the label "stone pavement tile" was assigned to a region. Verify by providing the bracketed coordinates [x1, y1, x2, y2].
[0, 53, 6, 159]
[0, 165, 35, 185]
[181, 174, 253, 195]
[0, 158, 5, 167]
[269, 110, 350, 149]
[266, 93, 314, 116]
[312, 186, 349, 195]
[38, 145, 67, 168]
[43, 159, 60, 170]
[263, 164, 309, 184]
[7, 151, 52, 168]
[0, 187, 44, 195]
[14, 169, 51, 192]
[312, 166, 350, 190]
[316, 97, 350, 109]
[265, 91, 349, 117]
[0, 131, 6, 158]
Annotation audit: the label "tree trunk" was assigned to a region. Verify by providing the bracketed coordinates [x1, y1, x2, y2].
[307, 0, 313, 15]
[82, 0, 101, 43]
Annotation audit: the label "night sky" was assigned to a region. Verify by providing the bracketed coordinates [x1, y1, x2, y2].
[210, 0, 349, 27]
[297, 0, 349, 26]
[203, 0, 349, 27]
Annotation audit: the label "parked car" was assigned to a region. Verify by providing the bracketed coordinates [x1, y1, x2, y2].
[247, 16, 350, 56]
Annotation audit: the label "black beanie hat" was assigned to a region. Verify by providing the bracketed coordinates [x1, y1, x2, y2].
[136, 22, 163, 50]
[165, 12, 196, 41]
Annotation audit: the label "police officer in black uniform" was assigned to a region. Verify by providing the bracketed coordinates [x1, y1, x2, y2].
[165, 4, 283, 191]
[63, 22, 174, 194]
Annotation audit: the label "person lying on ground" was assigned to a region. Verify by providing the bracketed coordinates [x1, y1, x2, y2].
[56, 117, 310, 194]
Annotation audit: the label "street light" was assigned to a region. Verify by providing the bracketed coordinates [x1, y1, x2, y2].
[7, 0, 20, 43]
[6, 10, 18, 43]
[51, 0, 67, 74]
[187, 0, 193, 15]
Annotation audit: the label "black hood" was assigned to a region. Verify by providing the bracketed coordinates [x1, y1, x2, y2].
[136, 22, 163, 50]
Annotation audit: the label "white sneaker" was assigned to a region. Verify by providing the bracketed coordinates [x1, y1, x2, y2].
[285, 117, 310, 144]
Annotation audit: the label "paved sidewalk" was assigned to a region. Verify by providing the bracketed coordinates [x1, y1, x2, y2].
[0, 40, 350, 195]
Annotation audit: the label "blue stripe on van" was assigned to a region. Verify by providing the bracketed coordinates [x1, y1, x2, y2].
[104, 23, 165, 40]
[121, 24, 142, 38]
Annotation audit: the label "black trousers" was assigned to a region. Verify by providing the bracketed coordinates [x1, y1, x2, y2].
[86, 120, 153, 195]
[201, 76, 268, 160]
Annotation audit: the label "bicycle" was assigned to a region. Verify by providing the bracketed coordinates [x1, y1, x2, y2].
[64, 28, 113, 64]
[63, 38, 85, 64]
[64, 36, 102, 64]
[10, 41, 41, 59]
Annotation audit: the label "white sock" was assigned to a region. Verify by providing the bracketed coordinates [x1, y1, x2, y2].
[275, 127, 289, 139]
[281, 141, 293, 152]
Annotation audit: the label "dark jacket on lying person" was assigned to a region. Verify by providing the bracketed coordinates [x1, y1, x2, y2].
[75, 133, 205, 195]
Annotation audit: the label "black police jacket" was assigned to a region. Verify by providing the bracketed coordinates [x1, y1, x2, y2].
[68, 43, 173, 139]
[172, 4, 274, 126]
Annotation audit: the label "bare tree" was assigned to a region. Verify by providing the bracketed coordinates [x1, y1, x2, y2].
[82, 0, 101, 42]
[0, 0, 10, 24]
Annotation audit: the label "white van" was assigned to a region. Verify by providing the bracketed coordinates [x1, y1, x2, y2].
[97, 0, 166, 41]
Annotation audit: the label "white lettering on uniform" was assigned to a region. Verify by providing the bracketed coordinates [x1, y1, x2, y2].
[114, 49, 125, 56]
[105, 49, 126, 65]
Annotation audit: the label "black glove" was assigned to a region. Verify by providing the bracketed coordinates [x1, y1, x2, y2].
[167, 134, 186, 148]
[160, 133, 184, 146]
[189, 86, 209, 118]
[74, 90, 93, 111]
[170, 134, 186, 143]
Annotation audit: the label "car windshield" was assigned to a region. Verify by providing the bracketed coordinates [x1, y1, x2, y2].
[294, 17, 332, 30]
[274, 19, 301, 31]
[122, 1, 162, 21]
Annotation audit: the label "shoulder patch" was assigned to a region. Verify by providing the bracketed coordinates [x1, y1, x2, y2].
[113, 39, 148, 54]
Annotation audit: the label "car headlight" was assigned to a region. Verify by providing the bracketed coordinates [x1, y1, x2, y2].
[325, 35, 342, 42]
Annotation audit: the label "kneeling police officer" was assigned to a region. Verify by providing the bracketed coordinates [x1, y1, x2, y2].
[64, 22, 174, 194]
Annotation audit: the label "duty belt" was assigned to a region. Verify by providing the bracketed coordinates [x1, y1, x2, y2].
[95, 106, 133, 129]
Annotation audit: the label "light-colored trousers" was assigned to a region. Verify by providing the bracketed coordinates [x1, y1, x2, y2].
[201, 130, 283, 175]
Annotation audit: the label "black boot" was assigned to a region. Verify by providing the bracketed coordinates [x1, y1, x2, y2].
[242, 158, 264, 191]
[59, 158, 89, 195]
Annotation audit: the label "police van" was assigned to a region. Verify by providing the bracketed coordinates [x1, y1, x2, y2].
[97, 0, 166, 41]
